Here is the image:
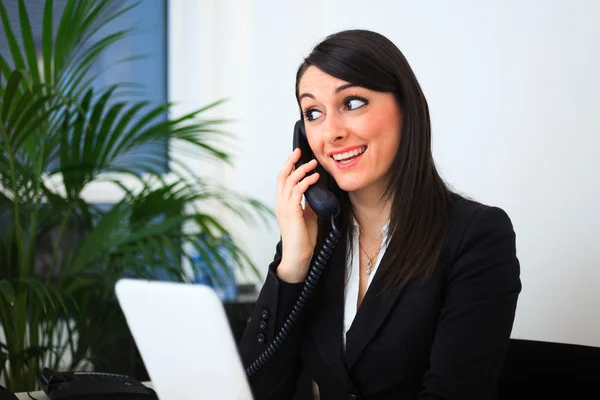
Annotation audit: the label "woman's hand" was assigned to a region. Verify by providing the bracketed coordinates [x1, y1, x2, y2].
[274, 148, 320, 283]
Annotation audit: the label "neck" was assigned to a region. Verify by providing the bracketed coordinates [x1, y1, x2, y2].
[349, 186, 392, 237]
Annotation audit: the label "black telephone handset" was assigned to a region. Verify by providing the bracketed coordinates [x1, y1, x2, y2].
[292, 119, 340, 218]
[36, 367, 158, 400]
[245, 120, 342, 377]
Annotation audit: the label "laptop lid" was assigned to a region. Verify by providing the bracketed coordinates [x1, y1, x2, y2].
[115, 278, 254, 400]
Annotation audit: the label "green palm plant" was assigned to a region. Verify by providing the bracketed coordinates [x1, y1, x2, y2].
[0, 0, 271, 391]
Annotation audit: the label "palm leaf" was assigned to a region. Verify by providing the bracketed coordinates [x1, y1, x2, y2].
[17, 0, 42, 85]
[0, 279, 15, 305]
[0, 0, 26, 73]
[41, 0, 53, 85]
[65, 202, 129, 274]
[0, 70, 65, 152]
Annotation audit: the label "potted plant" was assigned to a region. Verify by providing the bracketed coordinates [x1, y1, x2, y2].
[0, 0, 271, 392]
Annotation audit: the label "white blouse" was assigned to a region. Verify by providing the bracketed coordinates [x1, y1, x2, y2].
[343, 218, 390, 349]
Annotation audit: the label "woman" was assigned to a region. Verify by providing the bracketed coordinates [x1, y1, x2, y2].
[240, 29, 521, 400]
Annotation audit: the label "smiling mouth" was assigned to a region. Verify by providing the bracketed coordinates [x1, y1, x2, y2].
[331, 146, 367, 163]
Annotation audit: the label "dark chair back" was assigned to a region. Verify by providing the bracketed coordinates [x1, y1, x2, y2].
[497, 339, 600, 399]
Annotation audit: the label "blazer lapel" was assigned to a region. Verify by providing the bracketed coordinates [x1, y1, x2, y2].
[308, 238, 355, 391]
[343, 254, 406, 371]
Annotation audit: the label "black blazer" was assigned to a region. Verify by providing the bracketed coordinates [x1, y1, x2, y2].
[240, 194, 522, 400]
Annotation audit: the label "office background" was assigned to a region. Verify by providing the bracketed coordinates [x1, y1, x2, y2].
[176, 0, 599, 348]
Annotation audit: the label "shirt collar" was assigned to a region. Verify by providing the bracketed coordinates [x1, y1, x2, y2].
[351, 216, 390, 237]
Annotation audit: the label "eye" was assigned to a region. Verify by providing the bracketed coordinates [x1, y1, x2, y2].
[303, 108, 322, 121]
[344, 96, 368, 111]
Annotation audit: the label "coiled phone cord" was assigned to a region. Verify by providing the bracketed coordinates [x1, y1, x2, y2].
[245, 213, 341, 377]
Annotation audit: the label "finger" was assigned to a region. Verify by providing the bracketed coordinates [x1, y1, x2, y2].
[282, 159, 318, 201]
[283, 159, 317, 201]
[290, 172, 320, 207]
[276, 149, 301, 199]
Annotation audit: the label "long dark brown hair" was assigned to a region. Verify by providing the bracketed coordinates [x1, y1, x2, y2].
[295, 29, 455, 292]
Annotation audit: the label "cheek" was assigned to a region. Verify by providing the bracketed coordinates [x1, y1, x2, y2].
[306, 133, 325, 162]
[360, 107, 402, 151]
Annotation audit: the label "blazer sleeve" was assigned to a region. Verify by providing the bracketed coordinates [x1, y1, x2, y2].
[239, 240, 306, 400]
[419, 206, 522, 400]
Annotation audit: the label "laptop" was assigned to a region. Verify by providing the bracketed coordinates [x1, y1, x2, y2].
[115, 278, 254, 400]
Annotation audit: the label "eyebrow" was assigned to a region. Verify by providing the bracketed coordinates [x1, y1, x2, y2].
[299, 83, 358, 101]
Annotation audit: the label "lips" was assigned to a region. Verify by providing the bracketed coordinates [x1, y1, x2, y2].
[331, 148, 365, 170]
[330, 145, 367, 162]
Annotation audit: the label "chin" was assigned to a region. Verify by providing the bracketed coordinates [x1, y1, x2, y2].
[322, 165, 370, 192]
[331, 177, 365, 193]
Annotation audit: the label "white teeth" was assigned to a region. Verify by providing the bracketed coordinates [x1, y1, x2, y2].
[332, 146, 366, 161]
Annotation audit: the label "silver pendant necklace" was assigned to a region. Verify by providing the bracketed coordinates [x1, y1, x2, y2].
[359, 242, 381, 275]
[357, 221, 385, 276]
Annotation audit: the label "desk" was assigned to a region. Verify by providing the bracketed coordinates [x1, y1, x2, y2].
[14, 382, 153, 399]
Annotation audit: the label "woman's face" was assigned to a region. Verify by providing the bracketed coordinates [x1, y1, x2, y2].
[298, 66, 402, 196]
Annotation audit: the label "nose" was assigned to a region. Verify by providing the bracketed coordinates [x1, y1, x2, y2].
[323, 113, 348, 143]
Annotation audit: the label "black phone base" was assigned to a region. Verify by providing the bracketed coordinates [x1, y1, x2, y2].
[245, 214, 341, 377]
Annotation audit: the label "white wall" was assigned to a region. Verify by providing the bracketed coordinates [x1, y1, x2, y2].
[172, 0, 600, 348]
